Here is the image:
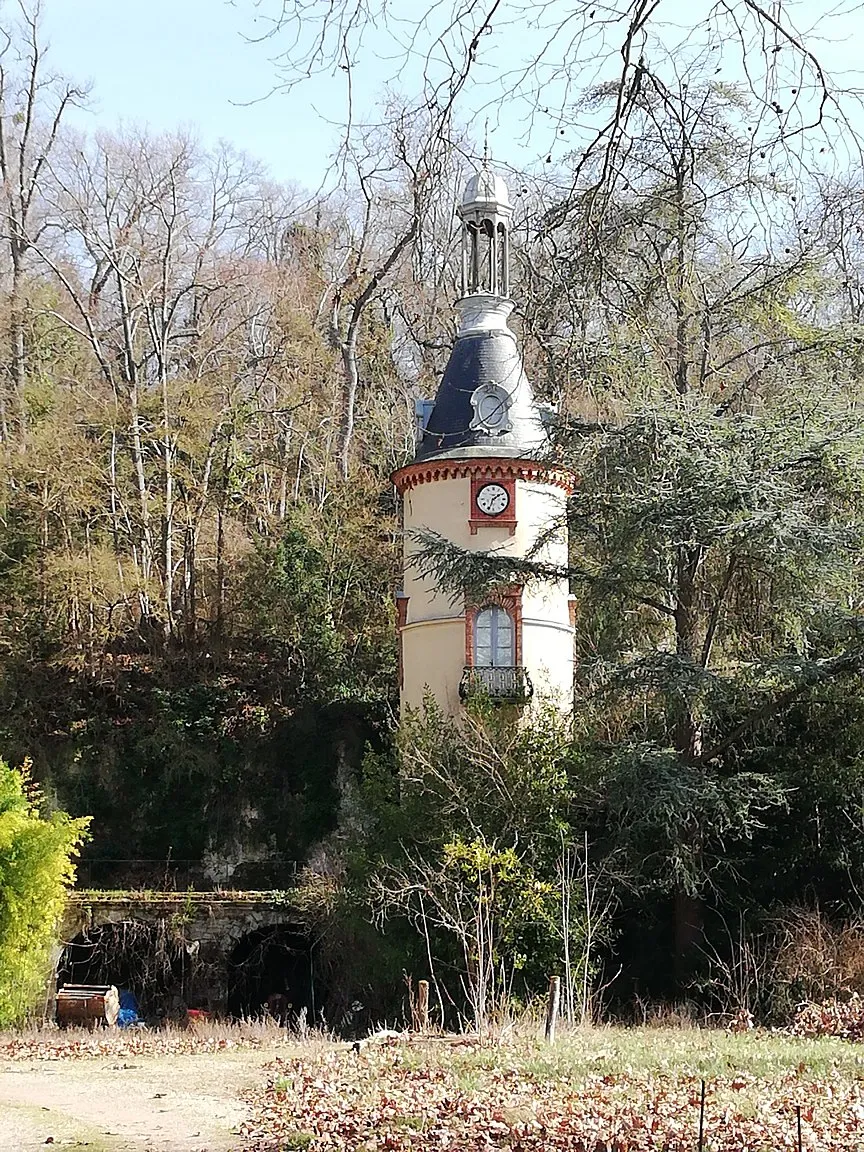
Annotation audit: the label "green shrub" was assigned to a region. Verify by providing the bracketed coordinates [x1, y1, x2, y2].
[0, 759, 90, 1025]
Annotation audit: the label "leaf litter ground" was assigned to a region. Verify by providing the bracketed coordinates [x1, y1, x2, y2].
[240, 1028, 864, 1151]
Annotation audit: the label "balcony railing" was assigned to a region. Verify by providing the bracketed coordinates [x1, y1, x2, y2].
[459, 665, 533, 703]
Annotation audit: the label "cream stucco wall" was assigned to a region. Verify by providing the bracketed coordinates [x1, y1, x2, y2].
[401, 616, 466, 715]
[400, 471, 573, 714]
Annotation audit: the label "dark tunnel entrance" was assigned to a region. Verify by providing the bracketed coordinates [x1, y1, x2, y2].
[226, 924, 315, 1023]
[57, 920, 190, 1022]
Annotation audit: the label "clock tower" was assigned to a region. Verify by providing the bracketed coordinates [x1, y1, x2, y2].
[392, 165, 575, 715]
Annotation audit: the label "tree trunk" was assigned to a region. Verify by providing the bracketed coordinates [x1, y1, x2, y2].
[673, 889, 703, 981]
[337, 335, 359, 480]
[214, 438, 231, 648]
[673, 542, 705, 976]
[128, 380, 153, 619]
[9, 250, 27, 442]
[161, 373, 174, 636]
[673, 130, 690, 397]
[116, 270, 153, 620]
[183, 522, 197, 652]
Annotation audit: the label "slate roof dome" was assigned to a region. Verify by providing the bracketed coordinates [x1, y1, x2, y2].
[415, 327, 548, 462]
[461, 163, 512, 212]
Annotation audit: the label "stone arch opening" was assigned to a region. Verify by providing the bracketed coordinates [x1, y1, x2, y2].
[226, 924, 314, 1023]
[57, 919, 191, 1023]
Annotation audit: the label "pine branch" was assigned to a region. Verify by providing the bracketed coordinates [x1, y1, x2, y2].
[697, 651, 864, 767]
[410, 529, 676, 616]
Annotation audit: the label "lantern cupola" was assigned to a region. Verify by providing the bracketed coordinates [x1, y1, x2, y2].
[458, 162, 512, 298]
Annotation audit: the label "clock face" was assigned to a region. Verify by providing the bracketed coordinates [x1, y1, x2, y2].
[476, 482, 510, 516]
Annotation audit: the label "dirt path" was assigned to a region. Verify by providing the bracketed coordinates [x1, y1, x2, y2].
[0, 1046, 279, 1151]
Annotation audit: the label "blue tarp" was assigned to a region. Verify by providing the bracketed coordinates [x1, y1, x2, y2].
[117, 989, 139, 1027]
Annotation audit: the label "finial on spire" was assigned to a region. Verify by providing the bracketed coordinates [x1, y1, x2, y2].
[483, 121, 489, 163]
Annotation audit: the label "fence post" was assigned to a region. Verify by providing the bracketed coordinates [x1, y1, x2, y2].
[545, 975, 561, 1044]
[417, 979, 429, 1032]
[698, 1079, 706, 1152]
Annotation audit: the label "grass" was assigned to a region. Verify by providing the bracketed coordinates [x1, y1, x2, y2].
[0, 1098, 119, 1152]
[426, 1022, 864, 1080]
[68, 889, 299, 903]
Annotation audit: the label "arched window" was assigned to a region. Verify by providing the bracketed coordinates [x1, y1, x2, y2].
[496, 222, 508, 296]
[466, 221, 480, 293]
[479, 218, 494, 293]
[473, 605, 514, 668]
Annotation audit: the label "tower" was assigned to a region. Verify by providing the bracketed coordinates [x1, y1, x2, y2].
[392, 165, 574, 715]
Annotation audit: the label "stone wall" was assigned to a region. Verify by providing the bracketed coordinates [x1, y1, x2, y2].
[58, 891, 313, 1017]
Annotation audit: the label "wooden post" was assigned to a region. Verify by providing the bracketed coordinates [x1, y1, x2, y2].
[796, 1104, 803, 1152]
[544, 975, 560, 1044]
[417, 979, 429, 1033]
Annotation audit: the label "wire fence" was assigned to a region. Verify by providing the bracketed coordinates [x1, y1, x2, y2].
[688, 1078, 817, 1152]
[74, 858, 301, 891]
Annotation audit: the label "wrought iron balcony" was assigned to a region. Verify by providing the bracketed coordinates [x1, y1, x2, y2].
[459, 665, 533, 703]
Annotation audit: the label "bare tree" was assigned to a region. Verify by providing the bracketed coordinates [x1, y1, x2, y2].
[325, 113, 426, 479]
[0, 0, 87, 441]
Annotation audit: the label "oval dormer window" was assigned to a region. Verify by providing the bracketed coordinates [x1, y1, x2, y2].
[469, 382, 512, 435]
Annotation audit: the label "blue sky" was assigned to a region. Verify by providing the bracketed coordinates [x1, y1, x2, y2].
[39, 0, 864, 193]
[41, 0, 335, 189]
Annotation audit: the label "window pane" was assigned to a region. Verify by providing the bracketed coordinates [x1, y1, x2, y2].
[493, 609, 514, 667]
[474, 605, 514, 669]
[475, 607, 493, 667]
